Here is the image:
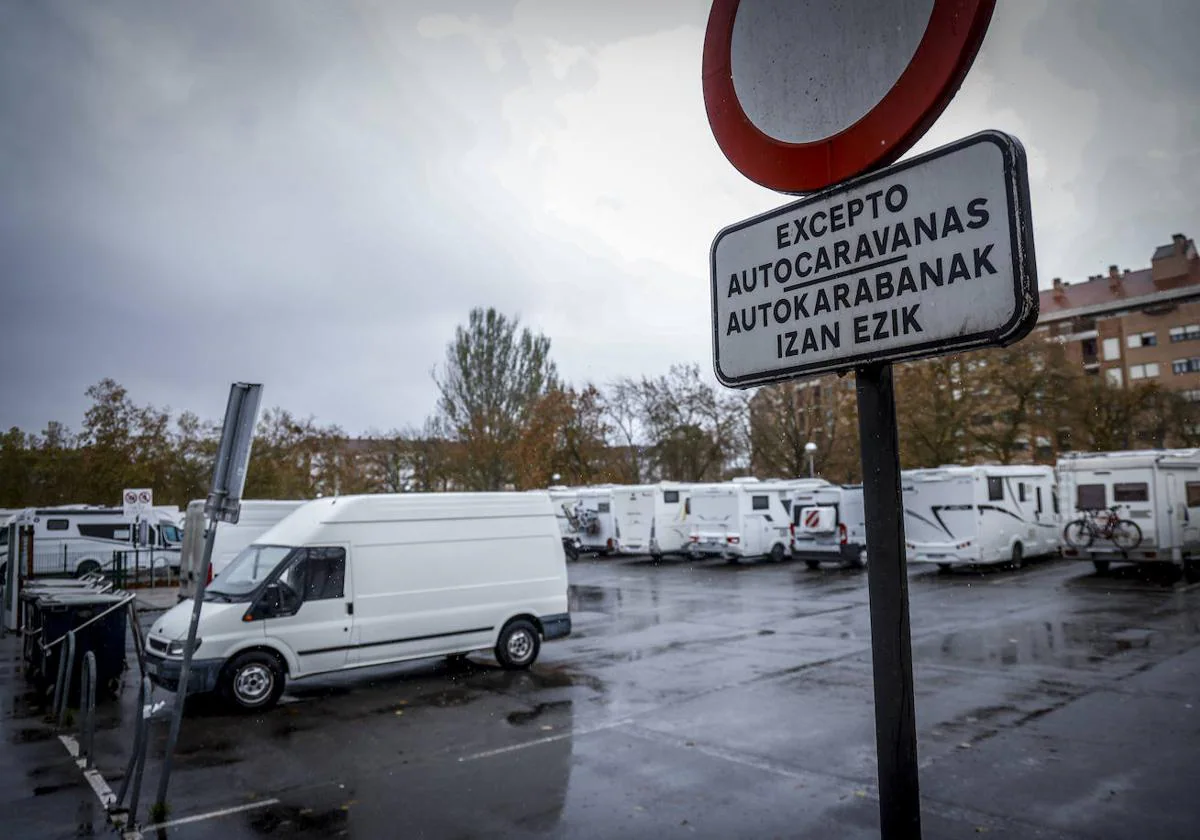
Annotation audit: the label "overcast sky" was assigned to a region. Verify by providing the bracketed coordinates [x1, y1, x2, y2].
[1, 0, 1197, 436]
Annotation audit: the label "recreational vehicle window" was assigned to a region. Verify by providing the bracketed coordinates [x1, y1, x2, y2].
[1052, 487, 1060, 514]
[663, 490, 680, 504]
[751, 495, 769, 511]
[597, 502, 610, 513]
[1188, 483, 1200, 507]
[1113, 483, 1149, 502]
[1018, 483, 1028, 502]
[987, 477, 1003, 501]
[78, 524, 131, 541]
[46, 518, 69, 531]
[1077, 484, 1106, 510]
[1036, 487, 1043, 514]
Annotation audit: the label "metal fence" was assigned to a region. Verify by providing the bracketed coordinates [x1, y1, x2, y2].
[25, 547, 179, 588]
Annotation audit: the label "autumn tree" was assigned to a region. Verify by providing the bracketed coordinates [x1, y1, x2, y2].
[634, 364, 748, 481]
[894, 356, 981, 468]
[749, 374, 859, 481]
[433, 308, 558, 490]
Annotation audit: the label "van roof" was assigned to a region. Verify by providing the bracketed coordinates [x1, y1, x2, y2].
[258, 493, 555, 546]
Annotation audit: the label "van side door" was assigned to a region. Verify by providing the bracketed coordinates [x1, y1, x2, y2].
[262, 546, 353, 677]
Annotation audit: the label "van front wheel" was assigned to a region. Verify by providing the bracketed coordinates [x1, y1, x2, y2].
[495, 619, 540, 670]
[221, 651, 285, 711]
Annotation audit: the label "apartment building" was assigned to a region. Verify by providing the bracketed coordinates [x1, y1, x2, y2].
[1037, 233, 1200, 396]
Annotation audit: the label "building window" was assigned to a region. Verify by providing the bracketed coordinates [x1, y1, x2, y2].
[1127, 332, 1157, 348]
[1173, 358, 1200, 375]
[1129, 363, 1161, 380]
[1170, 325, 1200, 343]
[1113, 483, 1149, 503]
[1102, 337, 1121, 361]
[1182, 390, 1200, 403]
[1106, 368, 1123, 386]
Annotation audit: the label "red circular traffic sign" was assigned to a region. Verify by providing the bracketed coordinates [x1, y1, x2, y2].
[703, 0, 995, 193]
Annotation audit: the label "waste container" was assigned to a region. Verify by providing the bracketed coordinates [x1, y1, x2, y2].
[27, 592, 129, 703]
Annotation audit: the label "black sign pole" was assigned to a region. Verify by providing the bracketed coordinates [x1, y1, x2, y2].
[855, 361, 921, 839]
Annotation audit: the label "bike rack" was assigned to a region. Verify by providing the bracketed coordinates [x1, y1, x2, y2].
[80, 651, 97, 770]
[112, 675, 155, 828]
[53, 630, 77, 728]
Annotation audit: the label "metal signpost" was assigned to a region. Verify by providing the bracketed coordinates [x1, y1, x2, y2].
[703, 2, 1024, 837]
[154, 382, 262, 816]
[123, 488, 153, 581]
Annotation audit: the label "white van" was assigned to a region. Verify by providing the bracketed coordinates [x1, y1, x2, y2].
[903, 465, 1060, 572]
[649, 483, 692, 559]
[1057, 450, 1200, 578]
[686, 480, 794, 562]
[4, 506, 182, 578]
[792, 484, 868, 569]
[177, 499, 308, 599]
[610, 486, 656, 555]
[145, 493, 571, 710]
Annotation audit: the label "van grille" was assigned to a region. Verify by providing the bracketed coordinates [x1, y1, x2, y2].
[147, 637, 168, 655]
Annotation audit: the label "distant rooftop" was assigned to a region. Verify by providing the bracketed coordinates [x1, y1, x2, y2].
[1039, 233, 1198, 321]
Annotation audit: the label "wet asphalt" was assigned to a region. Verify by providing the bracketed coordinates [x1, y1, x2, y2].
[3, 553, 1200, 839]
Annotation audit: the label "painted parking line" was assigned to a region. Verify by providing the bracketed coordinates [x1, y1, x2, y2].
[139, 798, 282, 833]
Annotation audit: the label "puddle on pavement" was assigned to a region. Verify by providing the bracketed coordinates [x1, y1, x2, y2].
[506, 699, 572, 726]
[248, 802, 349, 837]
[915, 615, 1199, 670]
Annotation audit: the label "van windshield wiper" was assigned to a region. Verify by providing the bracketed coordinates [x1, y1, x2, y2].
[204, 591, 233, 602]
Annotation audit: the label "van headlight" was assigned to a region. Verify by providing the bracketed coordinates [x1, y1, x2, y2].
[167, 639, 201, 656]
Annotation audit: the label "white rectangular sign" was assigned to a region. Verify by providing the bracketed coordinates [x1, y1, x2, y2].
[710, 131, 1037, 388]
[122, 487, 153, 520]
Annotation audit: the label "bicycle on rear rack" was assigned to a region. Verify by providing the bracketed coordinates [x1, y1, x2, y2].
[1063, 506, 1142, 550]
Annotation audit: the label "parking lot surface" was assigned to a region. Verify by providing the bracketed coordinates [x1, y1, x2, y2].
[3, 554, 1200, 839]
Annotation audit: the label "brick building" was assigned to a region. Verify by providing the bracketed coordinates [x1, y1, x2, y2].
[1037, 233, 1200, 397]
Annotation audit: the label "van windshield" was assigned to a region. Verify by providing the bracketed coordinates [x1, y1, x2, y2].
[207, 544, 295, 601]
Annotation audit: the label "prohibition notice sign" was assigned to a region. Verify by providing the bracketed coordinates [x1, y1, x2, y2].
[703, 0, 996, 192]
[702, 3, 1014, 839]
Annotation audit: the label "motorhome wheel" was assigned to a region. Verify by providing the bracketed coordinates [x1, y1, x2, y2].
[75, 559, 102, 578]
[769, 544, 786, 563]
[495, 619, 540, 670]
[1011, 542, 1024, 570]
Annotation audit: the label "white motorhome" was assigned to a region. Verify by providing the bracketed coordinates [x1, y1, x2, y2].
[1057, 450, 1200, 578]
[686, 479, 794, 563]
[546, 487, 580, 539]
[145, 493, 571, 710]
[902, 465, 1061, 572]
[3, 506, 182, 578]
[649, 483, 693, 559]
[569, 487, 617, 555]
[177, 499, 308, 599]
[791, 484, 868, 569]
[610, 485, 656, 555]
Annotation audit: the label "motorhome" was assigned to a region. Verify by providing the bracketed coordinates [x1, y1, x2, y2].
[610, 485, 656, 555]
[2, 506, 182, 578]
[177, 499, 308, 599]
[1057, 450, 1200, 578]
[791, 484, 868, 569]
[546, 487, 580, 539]
[145, 492, 571, 710]
[686, 479, 795, 562]
[648, 482, 693, 559]
[568, 487, 617, 555]
[902, 465, 1060, 572]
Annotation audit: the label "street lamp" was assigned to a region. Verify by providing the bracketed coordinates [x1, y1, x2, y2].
[804, 441, 817, 478]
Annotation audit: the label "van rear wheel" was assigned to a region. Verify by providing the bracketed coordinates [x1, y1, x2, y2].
[221, 651, 285, 711]
[495, 619, 540, 670]
[769, 544, 787, 563]
[1011, 542, 1024, 570]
